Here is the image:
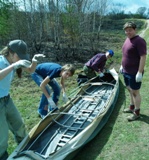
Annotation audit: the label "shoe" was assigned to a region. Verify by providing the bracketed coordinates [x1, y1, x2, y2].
[123, 105, 135, 113]
[123, 108, 134, 113]
[40, 114, 46, 119]
[48, 106, 58, 112]
[127, 113, 140, 121]
[38, 114, 45, 119]
[37, 111, 46, 119]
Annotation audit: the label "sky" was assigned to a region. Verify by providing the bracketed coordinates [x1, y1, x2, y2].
[112, 0, 149, 13]
[15, 0, 149, 14]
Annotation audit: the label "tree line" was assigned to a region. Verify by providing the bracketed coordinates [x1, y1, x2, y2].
[0, 0, 148, 62]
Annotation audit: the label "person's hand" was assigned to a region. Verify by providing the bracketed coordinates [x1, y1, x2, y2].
[32, 54, 45, 62]
[47, 97, 57, 110]
[13, 60, 31, 69]
[119, 65, 123, 74]
[63, 93, 68, 103]
[136, 72, 143, 82]
[99, 72, 104, 77]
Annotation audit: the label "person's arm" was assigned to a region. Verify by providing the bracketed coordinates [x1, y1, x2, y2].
[0, 65, 14, 80]
[0, 60, 31, 80]
[25, 61, 37, 73]
[60, 76, 69, 103]
[40, 76, 51, 98]
[40, 76, 57, 108]
[136, 55, 146, 82]
[138, 55, 146, 73]
[60, 76, 66, 94]
[25, 54, 45, 73]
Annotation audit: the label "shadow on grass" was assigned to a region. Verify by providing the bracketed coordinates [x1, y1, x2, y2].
[138, 114, 149, 124]
[73, 79, 126, 160]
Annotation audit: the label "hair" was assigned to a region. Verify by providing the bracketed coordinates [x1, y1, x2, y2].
[61, 64, 75, 76]
[123, 21, 137, 30]
[16, 68, 22, 78]
[0, 46, 22, 78]
[0, 46, 9, 56]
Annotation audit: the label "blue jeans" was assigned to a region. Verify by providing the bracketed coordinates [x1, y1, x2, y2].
[31, 72, 61, 116]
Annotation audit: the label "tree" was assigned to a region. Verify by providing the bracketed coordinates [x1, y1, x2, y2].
[136, 7, 146, 18]
[146, 8, 149, 18]
[0, 0, 12, 41]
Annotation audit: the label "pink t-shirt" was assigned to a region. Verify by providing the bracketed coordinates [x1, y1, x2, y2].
[122, 35, 146, 75]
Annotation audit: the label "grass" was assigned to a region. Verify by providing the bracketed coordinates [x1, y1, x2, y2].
[8, 19, 149, 159]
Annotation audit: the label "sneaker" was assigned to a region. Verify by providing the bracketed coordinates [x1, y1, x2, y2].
[48, 107, 58, 115]
[40, 114, 46, 119]
[123, 108, 134, 113]
[37, 111, 46, 119]
[38, 114, 45, 119]
[127, 113, 140, 121]
[123, 105, 135, 113]
[48, 106, 58, 112]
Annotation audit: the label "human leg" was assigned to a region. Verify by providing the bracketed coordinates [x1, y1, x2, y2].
[131, 89, 141, 110]
[83, 66, 96, 79]
[49, 79, 61, 109]
[38, 89, 49, 116]
[0, 151, 8, 160]
[123, 73, 135, 112]
[123, 86, 135, 113]
[0, 98, 9, 158]
[6, 97, 27, 144]
[127, 89, 141, 121]
[31, 73, 50, 116]
[123, 73, 142, 121]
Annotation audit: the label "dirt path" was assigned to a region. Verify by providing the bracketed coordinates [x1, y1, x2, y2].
[139, 19, 149, 37]
[139, 20, 149, 54]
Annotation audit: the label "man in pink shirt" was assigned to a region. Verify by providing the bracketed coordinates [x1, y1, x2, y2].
[120, 22, 147, 121]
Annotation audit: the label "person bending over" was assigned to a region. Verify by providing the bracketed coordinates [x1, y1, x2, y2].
[31, 62, 75, 118]
[83, 50, 114, 79]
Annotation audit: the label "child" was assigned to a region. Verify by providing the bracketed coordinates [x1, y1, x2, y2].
[0, 39, 45, 159]
[31, 62, 75, 118]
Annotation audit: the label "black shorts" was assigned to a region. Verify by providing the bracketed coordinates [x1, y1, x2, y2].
[123, 72, 142, 90]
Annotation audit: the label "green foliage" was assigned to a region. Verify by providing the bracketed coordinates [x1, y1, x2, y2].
[61, 3, 80, 46]
[0, 0, 12, 38]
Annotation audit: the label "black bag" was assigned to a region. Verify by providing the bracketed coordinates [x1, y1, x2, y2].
[77, 74, 88, 86]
